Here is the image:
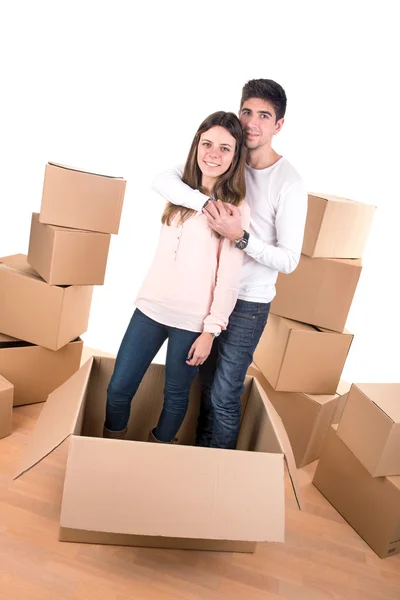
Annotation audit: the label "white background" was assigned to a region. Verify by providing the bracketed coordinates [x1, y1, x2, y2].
[0, 0, 398, 384]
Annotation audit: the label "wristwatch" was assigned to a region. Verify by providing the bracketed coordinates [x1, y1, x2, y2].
[234, 230, 249, 250]
[211, 332, 220, 338]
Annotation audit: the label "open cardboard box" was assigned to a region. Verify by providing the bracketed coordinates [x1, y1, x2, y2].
[15, 355, 301, 553]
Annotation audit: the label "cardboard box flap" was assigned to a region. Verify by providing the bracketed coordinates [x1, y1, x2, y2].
[252, 378, 302, 509]
[0, 253, 42, 280]
[48, 162, 124, 180]
[356, 383, 400, 422]
[14, 357, 94, 479]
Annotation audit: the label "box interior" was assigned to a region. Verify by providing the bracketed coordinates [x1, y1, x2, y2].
[80, 357, 283, 455]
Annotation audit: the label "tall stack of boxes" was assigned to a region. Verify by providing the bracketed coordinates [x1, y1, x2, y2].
[313, 383, 400, 558]
[0, 162, 126, 436]
[248, 192, 376, 468]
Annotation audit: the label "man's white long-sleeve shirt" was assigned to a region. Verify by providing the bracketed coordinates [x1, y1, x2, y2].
[152, 157, 308, 303]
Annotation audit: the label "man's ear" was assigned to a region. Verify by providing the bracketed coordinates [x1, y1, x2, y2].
[274, 117, 285, 135]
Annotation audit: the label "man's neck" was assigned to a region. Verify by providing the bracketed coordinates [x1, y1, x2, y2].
[246, 145, 282, 170]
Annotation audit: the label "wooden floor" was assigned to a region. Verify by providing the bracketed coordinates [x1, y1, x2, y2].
[1, 403, 399, 600]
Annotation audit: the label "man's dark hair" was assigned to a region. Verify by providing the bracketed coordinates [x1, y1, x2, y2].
[240, 79, 287, 121]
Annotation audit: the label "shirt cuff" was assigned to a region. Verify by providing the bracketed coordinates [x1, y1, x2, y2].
[203, 324, 222, 335]
[244, 233, 264, 256]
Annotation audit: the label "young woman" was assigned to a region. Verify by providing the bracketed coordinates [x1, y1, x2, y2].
[104, 111, 250, 443]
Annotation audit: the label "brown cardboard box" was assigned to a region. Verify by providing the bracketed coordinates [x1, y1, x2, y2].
[303, 193, 376, 258]
[0, 254, 93, 351]
[253, 314, 353, 394]
[313, 426, 400, 559]
[336, 384, 400, 477]
[39, 162, 126, 234]
[0, 333, 83, 406]
[270, 255, 362, 332]
[331, 379, 351, 424]
[0, 375, 13, 439]
[28, 213, 111, 285]
[247, 363, 340, 467]
[15, 357, 301, 553]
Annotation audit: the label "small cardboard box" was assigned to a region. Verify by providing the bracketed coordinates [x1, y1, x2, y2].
[271, 255, 362, 332]
[0, 254, 93, 351]
[39, 162, 127, 234]
[313, 426, 400, 559]
[247, 363, 340, 468]
[302, 193, 376, 258]
[15, 357, 301, 553]
[28, 213, 111, 285]
[337, 383, 400, 477]
[0, 333, 83, 406]
[253, 314, 353, 394]
[0, 375, 13, 440]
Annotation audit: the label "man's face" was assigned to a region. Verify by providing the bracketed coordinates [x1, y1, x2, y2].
[239, 97, 284, 150]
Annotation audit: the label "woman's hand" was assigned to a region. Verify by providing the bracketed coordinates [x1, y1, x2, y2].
[186, 332, 214, 367]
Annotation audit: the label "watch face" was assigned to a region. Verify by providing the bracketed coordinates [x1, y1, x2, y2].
[236, 239, 247, 250]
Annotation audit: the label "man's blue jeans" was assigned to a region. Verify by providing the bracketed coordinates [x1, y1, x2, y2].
[196, 299, 270, 449]
[105, 309, 199, 442]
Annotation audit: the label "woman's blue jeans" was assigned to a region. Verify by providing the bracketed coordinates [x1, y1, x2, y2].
[105, 309, 199, 442]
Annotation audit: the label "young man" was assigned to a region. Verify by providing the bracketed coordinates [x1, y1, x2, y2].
[152, 78, 308, 449]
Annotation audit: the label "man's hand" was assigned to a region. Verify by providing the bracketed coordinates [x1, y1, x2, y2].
[203, 200, 244, 241]
[186, 332, 214, 367]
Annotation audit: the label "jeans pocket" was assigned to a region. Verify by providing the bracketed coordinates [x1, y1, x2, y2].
[225, 311, 257, 346]
[231, 310, 257, 320]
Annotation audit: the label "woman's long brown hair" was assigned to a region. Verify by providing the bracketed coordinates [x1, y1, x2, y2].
[162, 111, 246, 226]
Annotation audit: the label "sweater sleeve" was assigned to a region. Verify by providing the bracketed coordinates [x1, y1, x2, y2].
[152, 164, 209, 212]
[244, 180, 308, 274]
[203, 202, 251, 333]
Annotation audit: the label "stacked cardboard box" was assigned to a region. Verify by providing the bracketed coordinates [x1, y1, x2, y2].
[0, 163, 126, 409]
[313, 383, 400, 558]
[248, 192, 375, 468]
